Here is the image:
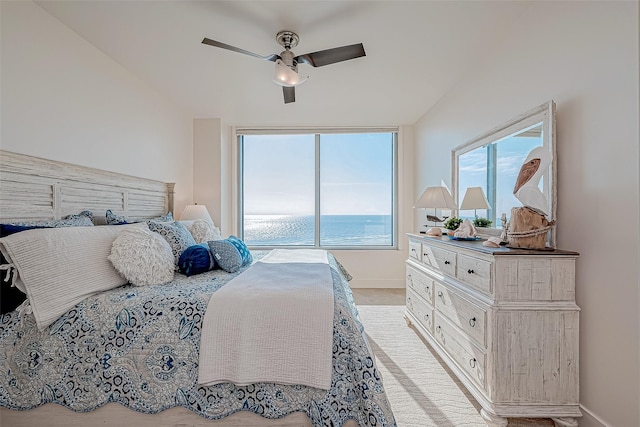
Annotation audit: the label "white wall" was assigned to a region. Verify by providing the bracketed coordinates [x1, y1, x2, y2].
[1, 1, 194, 214]
[413, 2, 638, 426]
[192, 119, 222, 226]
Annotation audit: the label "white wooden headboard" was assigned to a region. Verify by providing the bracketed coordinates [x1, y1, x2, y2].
[0, 150, 174, 223]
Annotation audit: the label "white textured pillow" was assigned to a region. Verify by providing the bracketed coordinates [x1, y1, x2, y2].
[0, 223, 146, 330]
[108, 226, 175, 287]
[189, 219, 222, 243]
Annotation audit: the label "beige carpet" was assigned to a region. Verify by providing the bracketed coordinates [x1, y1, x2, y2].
[352, 289, 555, 427]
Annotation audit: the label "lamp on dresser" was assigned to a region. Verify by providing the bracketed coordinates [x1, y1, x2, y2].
[414, 185, 458, 236]
[460, 186, 490, 219]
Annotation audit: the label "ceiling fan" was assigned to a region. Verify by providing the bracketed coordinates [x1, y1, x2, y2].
[202, 31, 365, 104]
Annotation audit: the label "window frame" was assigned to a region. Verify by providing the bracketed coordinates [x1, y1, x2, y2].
[236, 128, 399, 250]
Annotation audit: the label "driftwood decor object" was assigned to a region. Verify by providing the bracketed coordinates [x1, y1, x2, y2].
[506, 206, 555, 250]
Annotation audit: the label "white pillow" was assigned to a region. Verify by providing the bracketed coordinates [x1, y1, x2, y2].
[0, 223, 146, 330]
[189, 219, 222, 243]
[108, 226, 175, 287]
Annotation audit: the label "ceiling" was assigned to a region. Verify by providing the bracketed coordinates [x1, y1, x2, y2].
[36, 1, 531, 127]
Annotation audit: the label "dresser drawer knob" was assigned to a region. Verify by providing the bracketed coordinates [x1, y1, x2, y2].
[424, 314, 430, 322]
[444, 260, 450, 265]
[469, 358, 477, 368]
[437, 291, 444, 298]
[467, 269, 475, 274]
[436, 325, 441, 333]
[469, 317, 476, 327]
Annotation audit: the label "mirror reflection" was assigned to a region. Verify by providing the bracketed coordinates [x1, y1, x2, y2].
[452, 101, 556, 247]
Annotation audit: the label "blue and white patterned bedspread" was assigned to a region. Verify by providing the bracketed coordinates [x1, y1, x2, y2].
[0, 253, 396, 426]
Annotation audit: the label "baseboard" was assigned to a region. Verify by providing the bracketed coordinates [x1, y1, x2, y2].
[348, 279, 405, 289]
[579, 404, 610, 427]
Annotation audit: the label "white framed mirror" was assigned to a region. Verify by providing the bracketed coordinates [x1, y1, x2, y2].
[452, 100, 556, 247]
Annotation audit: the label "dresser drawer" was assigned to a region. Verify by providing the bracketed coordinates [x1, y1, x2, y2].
[407, 289, 434, 333]
[409, 240, 422, 261]
[434, 283, 486, 347]
[457, 253, 492, 294]
[406, 265, 434, 305]
[423, 245, 456, 277]
[434, 313, 486, 389]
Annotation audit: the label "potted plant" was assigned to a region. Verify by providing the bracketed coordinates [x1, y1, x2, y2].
[443, 217, 463, 235]
[473, 217, 492, 228]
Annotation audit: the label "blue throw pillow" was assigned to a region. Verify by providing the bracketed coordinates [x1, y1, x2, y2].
[178, 243, 216, 277]
[207, 236, 252, 273]
[226, 235, 252, 265]
[207, 239, 243, 273]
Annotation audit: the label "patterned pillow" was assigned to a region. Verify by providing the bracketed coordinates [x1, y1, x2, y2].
[189, 219, 222, 243]
[105, 209, 128, 225]
[207, 239, 243, 273]
[106, 210, 174, 225]
[108, 226, 175, 286]
[178, 243, 216, 276]
[146, 220, 196, 268]
[226, 235, 252, 265]
[7, 210, 94, 228]
[63, 210, 94, 223]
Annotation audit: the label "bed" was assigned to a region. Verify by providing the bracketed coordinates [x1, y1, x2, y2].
[0, 150, 396, 427]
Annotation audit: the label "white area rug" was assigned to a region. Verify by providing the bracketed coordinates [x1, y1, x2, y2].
[353, 289, 555, 427]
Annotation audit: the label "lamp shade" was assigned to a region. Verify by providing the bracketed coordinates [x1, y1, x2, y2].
[415, 186, 458, 210]
[460, 187, 490, 210]
[273, 59, 309, 87]
[180, 204, 213, 224]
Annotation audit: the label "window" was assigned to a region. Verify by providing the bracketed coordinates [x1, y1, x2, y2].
[239, 130, 397, 248]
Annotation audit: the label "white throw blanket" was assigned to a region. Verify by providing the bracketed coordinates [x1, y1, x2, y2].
[198, 249, 334, 390]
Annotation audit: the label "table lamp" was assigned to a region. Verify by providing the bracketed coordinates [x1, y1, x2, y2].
[460, 187, 490, 219]
[180, 204, 213, 224]
[415, 186, 458, 236]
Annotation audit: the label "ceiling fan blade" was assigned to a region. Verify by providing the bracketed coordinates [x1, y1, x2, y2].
[202, 38, 280, 62]
[283, 86, 295, 104]
[295, 43, 365, 67]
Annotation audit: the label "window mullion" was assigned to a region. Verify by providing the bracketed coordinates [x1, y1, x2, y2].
[315, 134, 321, 247]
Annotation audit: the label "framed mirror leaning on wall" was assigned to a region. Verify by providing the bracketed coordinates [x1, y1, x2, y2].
[452, 100, 556, 248]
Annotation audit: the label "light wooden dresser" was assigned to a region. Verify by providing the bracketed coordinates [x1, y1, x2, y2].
[405, 233, 580, 427]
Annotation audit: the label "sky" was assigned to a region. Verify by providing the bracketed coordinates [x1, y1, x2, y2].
[242, 133, 394, 216]
[459, 131, 544, 223]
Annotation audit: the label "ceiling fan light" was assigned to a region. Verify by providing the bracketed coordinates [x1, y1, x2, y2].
[273, 59, 308, 87]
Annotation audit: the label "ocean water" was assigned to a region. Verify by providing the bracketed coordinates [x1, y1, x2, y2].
[243, 215, 393, 246]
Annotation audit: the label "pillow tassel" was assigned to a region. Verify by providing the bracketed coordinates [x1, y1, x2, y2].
[0, 263, 17, 287]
